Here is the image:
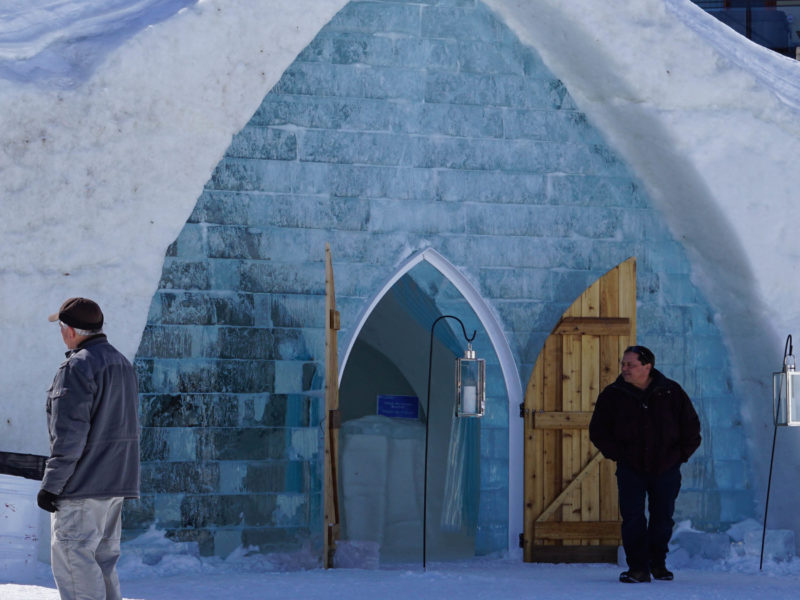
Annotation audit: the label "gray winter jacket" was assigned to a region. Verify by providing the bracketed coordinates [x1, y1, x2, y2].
[42, 334, 140, 499]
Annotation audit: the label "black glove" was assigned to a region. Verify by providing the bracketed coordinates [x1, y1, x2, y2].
[37, 489, 59, 512]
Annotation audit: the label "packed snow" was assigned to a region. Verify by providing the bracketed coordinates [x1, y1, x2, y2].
[0, 0, 197, 87]
[5, 522, 800, 599]
[0, 0, 346, 457]
[4, 0, 800, 596]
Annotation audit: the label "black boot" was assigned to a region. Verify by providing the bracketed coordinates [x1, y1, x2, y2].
[619, 570, 651, 583]
[650, 565, 674, 581]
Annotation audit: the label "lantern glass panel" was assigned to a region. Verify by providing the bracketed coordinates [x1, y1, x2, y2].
[456, 357, 485, 418]
[773, 369, 800, 426]
[789, 371, 800, 426]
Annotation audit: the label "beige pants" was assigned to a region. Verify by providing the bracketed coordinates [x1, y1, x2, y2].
[51, 497, 124, 600]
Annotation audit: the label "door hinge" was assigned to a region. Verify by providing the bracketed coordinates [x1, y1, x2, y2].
[519, 403, 525, 418]
[329, 309, 341, 330]
[519, 533, 524, 548]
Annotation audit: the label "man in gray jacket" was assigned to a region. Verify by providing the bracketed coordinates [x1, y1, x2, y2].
[38, 297, 140, 600]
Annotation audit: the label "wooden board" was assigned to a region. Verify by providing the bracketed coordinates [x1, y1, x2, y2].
[532, 411, 593, 429]
[323, 243, 341, 568]
[522, 258, 636, 562]
[552, 317, 631, 336]
[535, 521, 621, 540]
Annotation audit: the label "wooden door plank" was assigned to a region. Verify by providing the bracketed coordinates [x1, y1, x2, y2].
[599, 262, 620, 317]
[533, 360, 545, 521]
[597, 335, 620, 530]
[561, 333, 582, 525]
[552, 317, 631, 336]
[579, 286, 601, 545]
[535, 521, 621, 540]
[562, 336, 581, 415]
[532, 411, 593, 429]
[542, 336, 562, 529]
[598, 266, 621, 390]
[581, 336, 600, 538]
[581, 281, 600, 319]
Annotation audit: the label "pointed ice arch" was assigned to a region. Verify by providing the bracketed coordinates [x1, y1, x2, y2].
[339, 247, 523, 553]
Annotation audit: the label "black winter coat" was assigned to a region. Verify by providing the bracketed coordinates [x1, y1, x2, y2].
[589, 369, 701, 475]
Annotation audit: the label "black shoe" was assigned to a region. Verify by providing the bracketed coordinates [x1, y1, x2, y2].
[650, 566, 674, 581]
[619, 570, 651, 583]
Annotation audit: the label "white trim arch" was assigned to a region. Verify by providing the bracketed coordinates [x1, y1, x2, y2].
[338, 248, 523, 553]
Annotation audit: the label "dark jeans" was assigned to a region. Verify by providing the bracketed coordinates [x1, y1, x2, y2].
[616, 462, 681, 571]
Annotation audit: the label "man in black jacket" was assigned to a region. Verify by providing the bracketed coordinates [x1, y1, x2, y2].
[589, 345, 701, 584]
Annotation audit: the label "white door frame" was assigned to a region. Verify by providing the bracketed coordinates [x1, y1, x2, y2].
[338, 248, 523, 553]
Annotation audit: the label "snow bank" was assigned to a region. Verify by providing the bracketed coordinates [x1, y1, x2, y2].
[0, 0, 347, 454]
[0, 0, 197, 87]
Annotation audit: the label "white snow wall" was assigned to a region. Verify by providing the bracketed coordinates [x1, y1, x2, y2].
[0, 0, 349, 453]
[2, 0, 800, 541]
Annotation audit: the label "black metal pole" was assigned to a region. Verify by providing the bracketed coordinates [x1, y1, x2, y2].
[760, 401, 779, 570]
[423, 315, 475, 570]
[761, 334, 792, 570]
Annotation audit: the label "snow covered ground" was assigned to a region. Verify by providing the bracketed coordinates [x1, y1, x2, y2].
[4, 553, 800, 600]
[3, 519, 800, 599]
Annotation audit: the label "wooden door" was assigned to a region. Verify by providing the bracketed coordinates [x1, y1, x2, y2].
[522, 258, 636, 563]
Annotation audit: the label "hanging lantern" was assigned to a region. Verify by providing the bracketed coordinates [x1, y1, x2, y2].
[424, 314, 485, 570]
[773, 353, 800, 426]
[763, 335, 800, 570]
[455, 343, 485, 418]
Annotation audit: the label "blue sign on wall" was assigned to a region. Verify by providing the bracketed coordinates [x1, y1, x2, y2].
[376, 394, 420, 419]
